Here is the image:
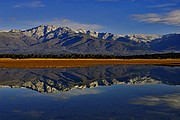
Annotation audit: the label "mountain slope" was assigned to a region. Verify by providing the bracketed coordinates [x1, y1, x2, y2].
[0, 25, 179, 55]
[0, 32, 38, 54]
[151, 34, 180, 52]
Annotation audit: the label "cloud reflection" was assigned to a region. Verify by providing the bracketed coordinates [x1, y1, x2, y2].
[13, 110, 44, 117]
[22, 88, 103, 100]
[131, 93, 180, 109]
[47, 88, 103, 100]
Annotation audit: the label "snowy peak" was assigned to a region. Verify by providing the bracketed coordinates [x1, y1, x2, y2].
[0, 25, 179, 55]
[21, 25, 76, 40]
[119, 34, 162, 43]
[6, 25, 179, 43]
[8, 25, 162, 43]
[76, 29, 161, 43]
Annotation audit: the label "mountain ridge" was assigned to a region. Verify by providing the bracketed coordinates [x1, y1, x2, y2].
[9, 25, 162, 43]
[0, 25, 179, 55]
[0, 65, 179, 93]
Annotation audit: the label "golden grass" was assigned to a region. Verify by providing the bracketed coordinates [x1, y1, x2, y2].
[0, 59, 180, 68]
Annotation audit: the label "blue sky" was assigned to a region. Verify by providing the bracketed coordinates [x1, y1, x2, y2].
[0, 0, 180, 34]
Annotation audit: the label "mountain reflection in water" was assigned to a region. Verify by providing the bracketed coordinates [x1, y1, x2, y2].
[0, 65, 180, 120]
[0, 65, 179, 93]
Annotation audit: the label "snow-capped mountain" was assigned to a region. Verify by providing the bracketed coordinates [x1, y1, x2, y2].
[0, 65, 179, 93]
[0, 25, 179, 55]
[19, 25, 162, 43]
[76, 29, 161, 43]
[9, 25, 161, 43]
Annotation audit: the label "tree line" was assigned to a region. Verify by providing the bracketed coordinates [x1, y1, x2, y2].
[0, 53, 180, 59]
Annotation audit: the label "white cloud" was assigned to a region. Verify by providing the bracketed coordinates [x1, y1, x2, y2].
[148, 3, 177, 8]
[47, 18, 103, 30]
[22, 88, 102, 100]
[132, 9, 180, 26]
[13, 1, 45, 8]
[47, 88, 102, 100]
[23, 18, 104, 31]
[13, 110, 44, 117]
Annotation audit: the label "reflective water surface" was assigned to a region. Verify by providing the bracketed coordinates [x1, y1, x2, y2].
[0, 65, 180, 120]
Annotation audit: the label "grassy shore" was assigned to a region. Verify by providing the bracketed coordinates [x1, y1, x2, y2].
[0, 59, 180, 68]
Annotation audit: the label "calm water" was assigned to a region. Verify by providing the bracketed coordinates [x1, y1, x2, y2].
[0, 65, 180, 120]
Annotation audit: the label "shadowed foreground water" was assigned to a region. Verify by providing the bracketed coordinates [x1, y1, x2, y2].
[0, 65, 179, 120]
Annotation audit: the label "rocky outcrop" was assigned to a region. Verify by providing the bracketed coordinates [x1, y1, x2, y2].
[127, 76, 162, 85]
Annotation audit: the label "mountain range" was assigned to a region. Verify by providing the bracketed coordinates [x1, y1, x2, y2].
[0, 25, 180, 55]
[0, 65, 179, 93]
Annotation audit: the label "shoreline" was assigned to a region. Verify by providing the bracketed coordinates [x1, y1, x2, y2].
[0, 59, 180, 68]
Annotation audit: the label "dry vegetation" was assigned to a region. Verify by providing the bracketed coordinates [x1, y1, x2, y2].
[0, 59, 180, 68]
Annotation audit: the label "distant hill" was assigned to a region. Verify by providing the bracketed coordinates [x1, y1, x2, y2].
[0, 25, 179, 55]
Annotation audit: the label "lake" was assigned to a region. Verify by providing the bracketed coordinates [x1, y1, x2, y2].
[0, 65, 180, 120]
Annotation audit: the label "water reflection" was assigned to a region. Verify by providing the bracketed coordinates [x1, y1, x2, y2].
[131, 93, 180, 109]
[0, 85, 179, 120]
[0, 65, 180, 120]
[0, 65, 179, 93]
